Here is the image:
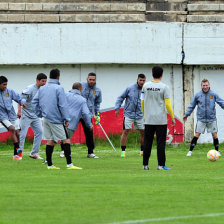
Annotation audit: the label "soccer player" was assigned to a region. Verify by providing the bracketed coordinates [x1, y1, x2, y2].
[183, 78, 224, 156]
[115, 74, 146, 158]
[81, 72, 102, 158]
[0, 76, 25, 160]
[141, 66, 175, 170]
[17, 73, 47, 159]
[32, 69, 82, 170]
[60, 82, 93, 158]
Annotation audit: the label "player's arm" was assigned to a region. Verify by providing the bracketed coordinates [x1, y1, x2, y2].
[115, 88, 128, 117]
[184, 95, 197, 120]
[164, 98, 175, 126]
[215, 93, 224, 110]
[140, 91, 144, 116]
[57, 87, 70, 124]
[17, 104, 22, 118]
[81, 101, 93, 129]
[32, 91, 42, 117]
[94, 89, 102, 115]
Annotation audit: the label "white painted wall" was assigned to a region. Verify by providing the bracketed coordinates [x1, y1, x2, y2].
[184, 23, 224, 65]
[0, 23, 182, 65]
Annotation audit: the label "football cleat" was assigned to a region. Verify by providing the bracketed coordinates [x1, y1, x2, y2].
[30, 154, 43, 159]
[67, 164, 82, 170]
[143, 165, 149, 170]
[87, 153, 99, 159]
[47, 165, 60, 170]
[13, 155, 22, 161]
[121, 151, 126, 158]
[186, 151, 193, 157]
[158, 165, 171, 170]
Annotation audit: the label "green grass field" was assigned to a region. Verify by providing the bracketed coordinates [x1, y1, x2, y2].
[0, 140, 224, 224]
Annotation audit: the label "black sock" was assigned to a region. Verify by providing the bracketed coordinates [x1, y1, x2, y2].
[46, 145, 54, 166]
[141, 145, 144, 151]
[121, 146, 126, 151]
[64, 143, 72, 165]
[60, 142, 65, 151]
[190, 137, 198, 151]
[213, 138, 219, 151]
[13, 142, 19, 155]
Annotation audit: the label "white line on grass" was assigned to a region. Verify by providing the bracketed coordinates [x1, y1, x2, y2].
[107, 212, 224, 224]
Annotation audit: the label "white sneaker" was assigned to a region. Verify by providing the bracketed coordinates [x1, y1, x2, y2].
[60, 151, 64, 158]
[87, 153, 99, 159]
[186, 151, 192, 157]
[30, 154, 43, 159]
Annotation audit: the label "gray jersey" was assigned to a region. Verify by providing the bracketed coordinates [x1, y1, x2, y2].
[21, 84, 39, 119]
[141, 81, 170, 125]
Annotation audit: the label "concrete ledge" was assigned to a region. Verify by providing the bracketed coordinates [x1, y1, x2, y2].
[60, 13, 145, 23]
[187, 15, 224, 22]
[147, 12, 186, 22]
[147, 2, 187, 11]
[188, 4, 223, 11]
[0, 3, 146, 12]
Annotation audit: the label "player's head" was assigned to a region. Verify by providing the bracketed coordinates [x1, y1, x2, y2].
[36, 73, 47, 88]
[0, 76, 8, 91]
[87, 72, 96, 88]
[137, 74, 146, 88]
[72, 82, 83, 92]
[152, 66, 163, 79]
[50, 69, 60, 80]
[201, 78, 210, 93]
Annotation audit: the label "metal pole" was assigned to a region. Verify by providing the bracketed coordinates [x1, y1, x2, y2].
[98, 123, 117, 151]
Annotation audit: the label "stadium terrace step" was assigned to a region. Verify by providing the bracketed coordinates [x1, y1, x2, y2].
[187, 15, 224, 22]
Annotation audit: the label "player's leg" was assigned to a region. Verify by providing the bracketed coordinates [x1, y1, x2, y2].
[143, 125, 155, 170]
[80, 118, 98, 158]
[120, 117, 132, 157]
[30, 118, 43, 159]
[207, 121, 219, 151]
[134, 117, 144, 156]
[212, 132, 219, 151]
[186, 120, 204, 156]
[19, 116, 31, 158]
[62, 129, 82, 170]
[156, 125, 170, 170]
[1, 120, 20, 159]
[42, 118, 58, 169]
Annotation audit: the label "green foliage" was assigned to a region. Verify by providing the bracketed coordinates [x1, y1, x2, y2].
[1, 143, 224, 224]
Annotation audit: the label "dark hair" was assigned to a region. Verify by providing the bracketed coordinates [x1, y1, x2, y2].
[0, 76, 8, 84]
[88, 72, 96, 77]
[152, 66, 163, 79]
[36, 73, 47, 81]
[72, 82, 82, 90]
[50, 69, 60, 79]
[138, 73, 146, 79]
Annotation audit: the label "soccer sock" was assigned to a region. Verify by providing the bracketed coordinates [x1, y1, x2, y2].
[141, 145, 144, 152]
[121, 146, 126, 151]
[213, 138, 219, 151]
[46, 145, 54, 166]
[60, 141, 65, 151]
[63, 143, 72, 165]
[13, 142, 19, 155]
[190, 136, 198, 151]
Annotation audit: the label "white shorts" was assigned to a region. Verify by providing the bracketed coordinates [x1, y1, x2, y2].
[123, 117, 144, 130]
[43, 118, 68, 142]
[1, 119, 20, 130]
[195, 120, 218, 134]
